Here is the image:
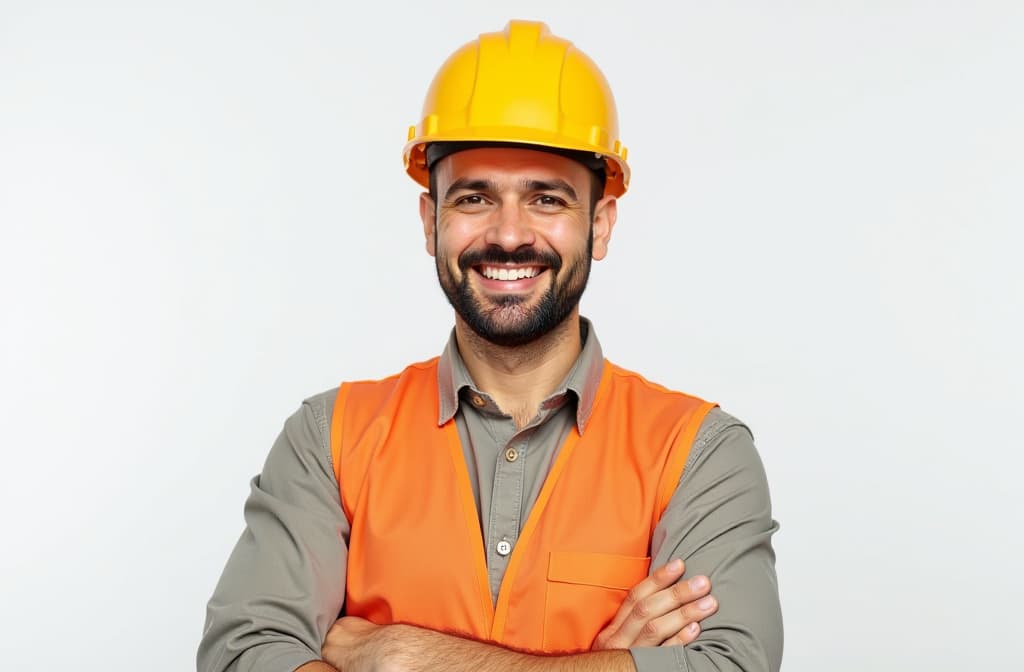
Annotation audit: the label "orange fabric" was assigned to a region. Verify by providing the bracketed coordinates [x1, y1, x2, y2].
[331, 358, 715, 653]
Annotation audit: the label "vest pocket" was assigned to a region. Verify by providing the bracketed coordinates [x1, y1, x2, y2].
[542, 551, 651, 652]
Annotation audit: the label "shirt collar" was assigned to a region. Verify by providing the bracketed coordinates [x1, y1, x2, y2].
[436, 317, 605, 434]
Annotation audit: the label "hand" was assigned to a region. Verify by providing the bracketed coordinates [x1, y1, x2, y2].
[591, 559, 718, 650]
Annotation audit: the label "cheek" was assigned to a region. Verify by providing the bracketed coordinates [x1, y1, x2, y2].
[437, 231, 499, 273]
[540, 213, 590, 246]
[434, 236, 469, 275]
[546, 225, 591, 263]
[437, 219, 484, 256]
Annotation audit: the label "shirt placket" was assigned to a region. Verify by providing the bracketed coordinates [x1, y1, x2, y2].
[485, 425, 531, 600]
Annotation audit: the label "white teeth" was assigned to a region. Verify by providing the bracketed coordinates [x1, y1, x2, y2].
[481, 266, 539, 280]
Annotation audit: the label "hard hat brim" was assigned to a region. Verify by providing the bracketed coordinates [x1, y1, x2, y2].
[404, 135, 629, 198]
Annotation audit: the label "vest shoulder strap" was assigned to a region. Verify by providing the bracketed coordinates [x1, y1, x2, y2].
[602, 364, 717, 528]
[329, 358, 440, 520]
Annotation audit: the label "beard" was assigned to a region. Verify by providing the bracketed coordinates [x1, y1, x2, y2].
[436, 231, 593, 347]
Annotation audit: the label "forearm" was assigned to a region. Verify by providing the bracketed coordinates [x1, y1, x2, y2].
[402, 627, 634, 672]
[296, 663, 338, 672]
[327, 623, 636, 672]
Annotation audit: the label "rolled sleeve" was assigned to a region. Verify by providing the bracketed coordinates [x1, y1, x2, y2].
[630, 408, 783, 672]
[197, 390, 349, 672]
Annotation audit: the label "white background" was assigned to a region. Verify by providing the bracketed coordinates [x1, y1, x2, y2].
[1, 1, 1022, 670]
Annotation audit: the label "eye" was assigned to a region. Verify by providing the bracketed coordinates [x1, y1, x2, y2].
[534, 194, 567, 208]
[454, 194, 490, 209]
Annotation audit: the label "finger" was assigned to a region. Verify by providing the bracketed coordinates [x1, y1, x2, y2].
[661, 621, 701, 647]
[611, 575, 711, 648]
[631, 590, 717, 647]
[593, 561, 687, 650]
[601, 559, 687, 636]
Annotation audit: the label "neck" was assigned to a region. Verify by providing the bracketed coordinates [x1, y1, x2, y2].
[455, 312, 583, 429]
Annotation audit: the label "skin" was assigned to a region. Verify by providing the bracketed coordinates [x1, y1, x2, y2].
[299, 148, 719, 671]
[423, 147, 615, 428]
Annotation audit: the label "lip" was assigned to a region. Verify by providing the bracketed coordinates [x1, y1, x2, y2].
[471, 266, 549, 293]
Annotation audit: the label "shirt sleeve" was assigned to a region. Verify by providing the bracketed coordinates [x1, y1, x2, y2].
[629, 407, 783, 672]
[197, 389, 350, 672]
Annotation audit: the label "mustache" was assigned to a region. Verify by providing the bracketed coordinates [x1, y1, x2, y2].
[458, 246, 562, 273]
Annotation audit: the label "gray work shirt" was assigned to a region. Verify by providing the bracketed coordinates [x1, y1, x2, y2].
[198, 321, 783, 671]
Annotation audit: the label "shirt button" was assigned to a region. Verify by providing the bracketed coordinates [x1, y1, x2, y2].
[504, 447, 519, 462]
[471, 394, 486, 408]
[496, 539, 512, 556]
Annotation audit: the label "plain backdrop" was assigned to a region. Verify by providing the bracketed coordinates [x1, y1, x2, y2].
[1, 1, 1022, 670]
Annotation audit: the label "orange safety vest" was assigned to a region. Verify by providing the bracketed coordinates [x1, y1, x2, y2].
[330, 357, 715, 653]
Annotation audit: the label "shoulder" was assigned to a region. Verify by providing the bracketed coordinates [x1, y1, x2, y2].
[300, 358, 441, 436]
[603, 361, 710, 408]
[605, 362, 705, 399]
[602, 363, 759, 469]
[298, 386, 342, 440]
[337, 358, 440, 398]
[693, 407, 754, 449]
[684, 407, 766, 487]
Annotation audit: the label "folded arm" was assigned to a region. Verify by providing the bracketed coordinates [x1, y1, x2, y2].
[317, 618, 635, 672]
[308, 555, 720, 672]
[198, 401, 776, 672]
[197, 392, 349, 672]
[632, 408, 783, 672]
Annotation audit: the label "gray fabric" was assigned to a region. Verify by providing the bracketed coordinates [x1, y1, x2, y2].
[198, 396, 347, 672]
[637, 411, 783, 671]
[198, 323, 782, 672]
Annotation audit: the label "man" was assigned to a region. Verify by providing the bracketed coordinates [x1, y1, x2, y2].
[199, 20, 782, 672]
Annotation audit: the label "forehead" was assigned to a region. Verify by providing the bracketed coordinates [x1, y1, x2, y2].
[435, 147, 591, 189]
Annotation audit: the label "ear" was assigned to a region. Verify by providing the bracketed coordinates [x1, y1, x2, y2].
[590, 195, 617, 261]
[419, 192, 437, 257]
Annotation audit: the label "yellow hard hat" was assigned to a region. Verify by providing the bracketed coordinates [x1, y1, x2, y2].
[404, 20, 630, 197]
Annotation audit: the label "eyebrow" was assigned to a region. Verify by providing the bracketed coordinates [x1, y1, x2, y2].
[444, 178, 497, 201]
[521, 179, 578, 202]
[443, 177, 579, 202]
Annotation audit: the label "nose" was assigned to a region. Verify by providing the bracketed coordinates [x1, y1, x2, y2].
[483, 201, 536, 251]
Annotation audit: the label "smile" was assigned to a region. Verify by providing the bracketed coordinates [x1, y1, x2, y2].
[477, 265, 544, 281]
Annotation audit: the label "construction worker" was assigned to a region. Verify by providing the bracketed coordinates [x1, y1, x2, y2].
[199, 21, 782, 672]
